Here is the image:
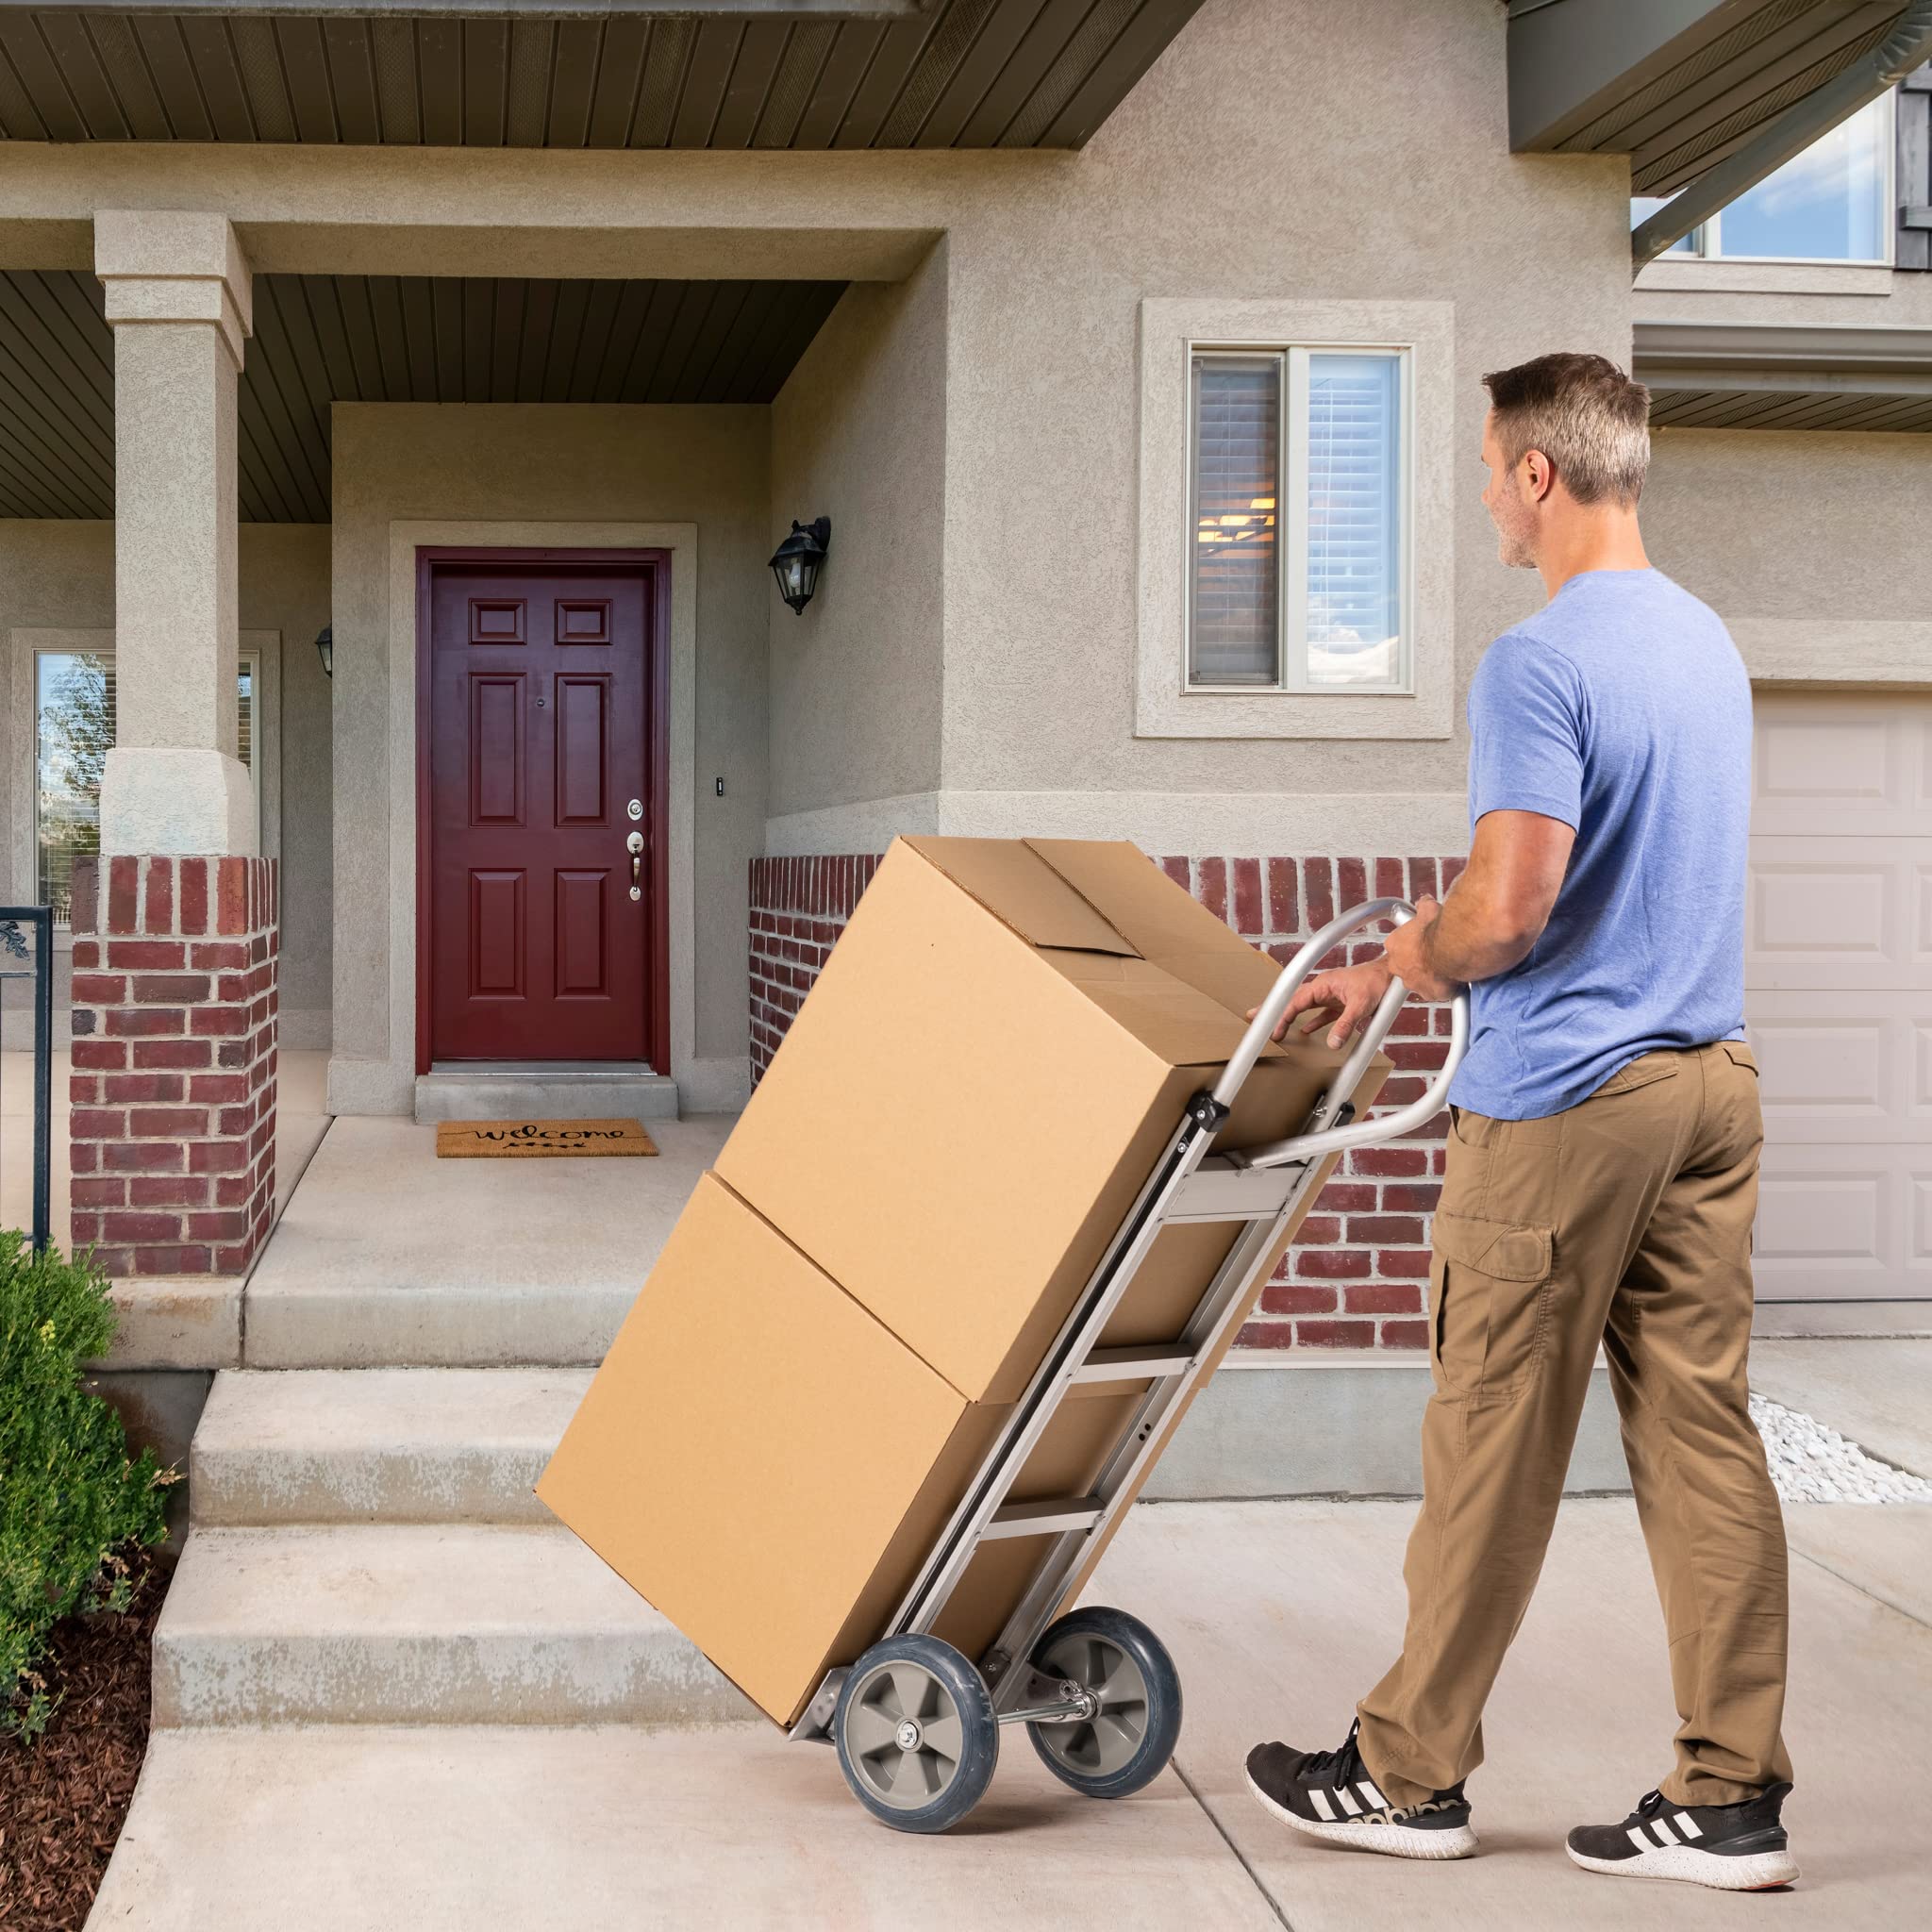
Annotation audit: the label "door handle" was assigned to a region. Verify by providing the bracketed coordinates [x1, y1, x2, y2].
[626, 830, 643, 899]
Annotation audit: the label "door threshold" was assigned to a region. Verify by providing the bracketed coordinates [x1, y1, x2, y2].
[427, 1060, 661, 1077]
[415, 1062, 679, 1124]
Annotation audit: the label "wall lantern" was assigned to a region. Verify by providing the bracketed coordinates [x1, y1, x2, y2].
[769, 516, 831, 615]
[314, 625, 334, 678]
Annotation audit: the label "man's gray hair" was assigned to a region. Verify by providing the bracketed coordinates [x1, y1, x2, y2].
[1483, 353, 1652, 508]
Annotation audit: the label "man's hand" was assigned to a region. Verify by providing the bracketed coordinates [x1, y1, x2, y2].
[1383, 896, 1460, 1002]
[1247, 958, 1392, 1051]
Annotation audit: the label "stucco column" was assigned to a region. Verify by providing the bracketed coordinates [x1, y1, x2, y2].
[94, 210, 256, 856]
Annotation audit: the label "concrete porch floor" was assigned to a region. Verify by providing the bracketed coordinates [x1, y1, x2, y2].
[240, 1109, 735, 1367]
[91, 1486, 1932, 1931]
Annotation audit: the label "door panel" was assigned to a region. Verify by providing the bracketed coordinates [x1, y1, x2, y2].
[1747, 692, 1931, 1300]
[429, 561, 654, 1061]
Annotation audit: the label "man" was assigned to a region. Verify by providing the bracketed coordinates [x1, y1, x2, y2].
[1243, 353, 1796, 1893]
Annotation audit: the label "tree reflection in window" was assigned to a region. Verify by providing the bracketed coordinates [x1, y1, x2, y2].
[35, 653, 253, 922]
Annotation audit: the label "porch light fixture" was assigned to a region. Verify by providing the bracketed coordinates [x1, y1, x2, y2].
[769, 517, 831, 615]
[314, 625, 333, 678]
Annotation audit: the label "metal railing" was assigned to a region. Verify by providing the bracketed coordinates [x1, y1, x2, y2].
[1, 907, 54, 1252]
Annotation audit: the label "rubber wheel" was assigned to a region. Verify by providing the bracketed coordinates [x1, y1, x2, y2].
[833, 1634, 1000, 1833]
[1025, 1607, 1182, 1799]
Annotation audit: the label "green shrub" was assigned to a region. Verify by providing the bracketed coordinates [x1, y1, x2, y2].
[2, 1234, 170, 1739]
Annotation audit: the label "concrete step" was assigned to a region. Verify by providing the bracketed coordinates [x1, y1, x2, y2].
[153, 1524, 756, 1728]
[191, 1368, 591, 1526]
[413, 1063, 679, 1124]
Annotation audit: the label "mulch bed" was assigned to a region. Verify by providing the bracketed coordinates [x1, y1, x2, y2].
[0, 1557, 171, 1932]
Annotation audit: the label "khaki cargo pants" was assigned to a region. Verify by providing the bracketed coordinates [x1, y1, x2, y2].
[1356, 1041, 1792, 1808]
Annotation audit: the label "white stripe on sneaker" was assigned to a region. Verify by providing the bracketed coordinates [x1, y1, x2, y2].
[1333, 1787, 1362, 1816]
[1358, 1778, 1389, 1808]
[1656, 1816, 1685, 1844]
[1676, 1813, 1703, 1840]
[1309, 1789, 1338, 1822]
[1627, 1826, 1653, 1853]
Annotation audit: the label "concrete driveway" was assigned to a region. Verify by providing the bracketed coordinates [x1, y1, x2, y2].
[93, 1480, 1930, 1929]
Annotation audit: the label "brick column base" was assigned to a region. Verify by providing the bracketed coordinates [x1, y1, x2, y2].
[68, 855, 279, 1277]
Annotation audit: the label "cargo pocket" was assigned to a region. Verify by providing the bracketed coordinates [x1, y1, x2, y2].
[1427, 1211, 1555, 1405]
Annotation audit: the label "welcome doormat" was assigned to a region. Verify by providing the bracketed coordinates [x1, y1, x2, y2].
[435, 1118, 658, 1158]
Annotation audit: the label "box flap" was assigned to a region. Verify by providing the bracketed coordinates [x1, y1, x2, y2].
[903, 836, 1139, 957]
[1041, 950, 1274, 1067]
[1024, 838, 1281, 1011]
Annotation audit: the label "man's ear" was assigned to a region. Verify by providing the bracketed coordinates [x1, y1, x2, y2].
[1522, 449, 1555, 503]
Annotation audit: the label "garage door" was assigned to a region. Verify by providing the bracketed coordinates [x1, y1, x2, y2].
[1746, 691, 1930, 1302]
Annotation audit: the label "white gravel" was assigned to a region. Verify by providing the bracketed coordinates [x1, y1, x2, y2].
[1749, 1395, 1932, 1506]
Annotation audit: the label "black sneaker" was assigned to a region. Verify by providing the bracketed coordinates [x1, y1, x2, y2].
[1244, 1720, 1478, 1860]
[1567, 1784, 1798, 1891]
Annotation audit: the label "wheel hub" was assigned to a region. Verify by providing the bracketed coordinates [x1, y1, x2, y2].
[894, 1719, 922, 1751]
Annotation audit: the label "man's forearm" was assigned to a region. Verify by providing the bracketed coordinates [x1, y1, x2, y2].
[1419, 880, 1540, 988]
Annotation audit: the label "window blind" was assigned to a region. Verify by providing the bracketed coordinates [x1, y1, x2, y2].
[1303, 354, 1402, 688]
[1189, 354, 1280, 685]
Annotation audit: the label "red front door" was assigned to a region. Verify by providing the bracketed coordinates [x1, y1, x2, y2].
[426, 560, 656, 1062]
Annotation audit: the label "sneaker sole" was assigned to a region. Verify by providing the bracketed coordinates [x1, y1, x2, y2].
[1567, 1843, 1798, 1891]
[1244, 1771, 1479, 1861]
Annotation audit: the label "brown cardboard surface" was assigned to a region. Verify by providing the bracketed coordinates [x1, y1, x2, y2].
[543, 836, 1396, 1732]
[715, 840, 1181, 1403]
[900, 836, 1140, 956]
[536, 1171, 1161, 1729]
[715, 837, 1359, 1403]
[535, 1173, 1006, 1727]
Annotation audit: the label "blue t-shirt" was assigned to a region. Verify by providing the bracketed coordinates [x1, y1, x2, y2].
[1447, 568, 1751, 1120]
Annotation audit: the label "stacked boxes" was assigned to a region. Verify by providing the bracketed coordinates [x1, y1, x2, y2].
[539, 837, 1385, 1724]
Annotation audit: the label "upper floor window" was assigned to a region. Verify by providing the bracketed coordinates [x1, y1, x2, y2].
[1188, 344, 1409, 692]
[1632, 92, 1893, 264]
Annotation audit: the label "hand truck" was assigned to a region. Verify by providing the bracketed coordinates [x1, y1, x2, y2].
[788, 898, 1472, 1832]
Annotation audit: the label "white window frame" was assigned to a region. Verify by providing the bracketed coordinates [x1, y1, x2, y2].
[1637, 92, 1896, 268]
[8, 627, 281, 932]
[1186, 342, 1415, 697]
[1137, 297, 1455, 742]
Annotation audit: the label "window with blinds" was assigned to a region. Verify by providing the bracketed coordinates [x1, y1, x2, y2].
[1189, 355, 1281, 684]
[35, 651, 257, 922]
[1188, 344, 1408, 693]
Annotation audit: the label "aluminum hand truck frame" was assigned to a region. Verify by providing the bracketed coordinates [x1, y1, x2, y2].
[790, 897, 1472, 1833]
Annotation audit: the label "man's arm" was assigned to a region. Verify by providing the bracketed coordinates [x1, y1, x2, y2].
[1387, 808, 1574, 998]
[1254, 809, 1574, 1048]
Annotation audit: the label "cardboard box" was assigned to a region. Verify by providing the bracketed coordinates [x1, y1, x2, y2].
[717, 837, 1359, 1401]
[539, 836, 1388, 1726]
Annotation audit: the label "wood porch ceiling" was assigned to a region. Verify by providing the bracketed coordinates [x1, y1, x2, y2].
[0, 267, 845, 521]
[0, 2, 1206, 150]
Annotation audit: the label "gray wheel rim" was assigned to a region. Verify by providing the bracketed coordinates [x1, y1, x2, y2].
[1033, 1632, 1149, 1779]
[843, 1660, 969, 1813]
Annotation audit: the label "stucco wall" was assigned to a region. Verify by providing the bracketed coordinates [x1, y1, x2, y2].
[767, 240, 946, 823]
[1645, 429, 1932, 688]
[918, 0, 1628, 848]
[1646, 429, 1930, 617]
[0, 518, 332, 1042]
[327, 403, 768, 1113]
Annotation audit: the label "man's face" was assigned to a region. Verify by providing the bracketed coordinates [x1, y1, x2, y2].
[1481, 410, 1541, 570]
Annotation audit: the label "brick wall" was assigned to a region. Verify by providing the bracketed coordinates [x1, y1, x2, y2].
[748, 849, 1465, 1351]
[68, 855, 279, 1278]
